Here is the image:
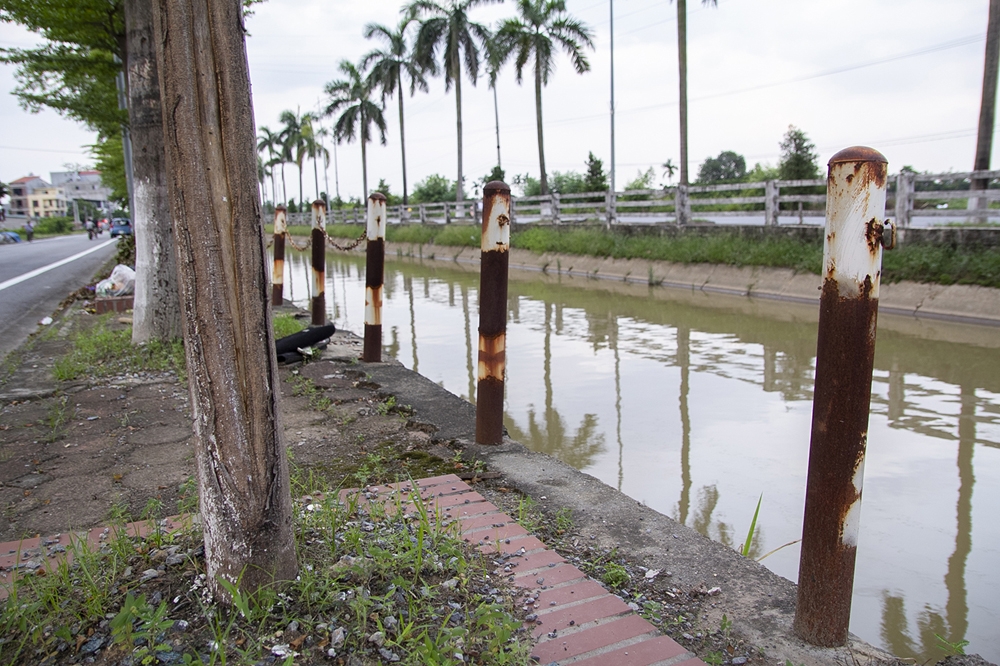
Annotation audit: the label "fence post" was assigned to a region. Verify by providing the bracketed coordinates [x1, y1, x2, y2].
[476, 180, 511, 445]
[765, 180, 779, 226]
[272, 205, 287, 306]
[444, 201, 451, 225]
[362, 192, 387, 362]
[675, 184, 690, 225]
[794, 146, 892, 647]
[605, 190, 616, 227]
[310, 199, 327, 326]
[895, 171, 914, 228]
[552, 192, 561, 224]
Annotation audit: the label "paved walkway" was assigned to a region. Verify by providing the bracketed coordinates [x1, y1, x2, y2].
[340, 474, 707, 666]
[1, 473, 706, 666]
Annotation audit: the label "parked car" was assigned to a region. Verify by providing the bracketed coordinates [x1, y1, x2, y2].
[0, 230, 21, 244]
[110, 218, 133, 238]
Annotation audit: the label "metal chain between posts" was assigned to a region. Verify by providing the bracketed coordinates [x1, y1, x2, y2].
[283, 231, 311, 252]
[324, 229, 367, 251]
[270, 229, 366, 252]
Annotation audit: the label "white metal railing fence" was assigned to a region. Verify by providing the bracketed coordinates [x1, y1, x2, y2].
[276, 170, 1000, 228]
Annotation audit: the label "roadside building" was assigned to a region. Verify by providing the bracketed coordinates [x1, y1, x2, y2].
[27, 186, 68, 218]
[8, 175, 48, 217]
[50, 170, 112, 213]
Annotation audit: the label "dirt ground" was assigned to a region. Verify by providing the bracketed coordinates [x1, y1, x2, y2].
[0, 302, 460, 545]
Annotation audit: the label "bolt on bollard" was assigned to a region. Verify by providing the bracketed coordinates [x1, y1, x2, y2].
[310, 199, 327, 326]
[794, 147, 894, 646]
[475, 181, 511, 445]
[363, 192, 387, 362]
[272, 206, 287, 306]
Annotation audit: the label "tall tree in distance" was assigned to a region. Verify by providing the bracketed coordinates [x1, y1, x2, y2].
[279, 109, 309, 208]
[362, 18, 428, 205]
[494, 0, 594, 196]
[671, 0, 718, 192]
[778, 125, 819, 180]
[151, 0, 296, 601]
[323, 59, 388, 200]
[406, 0, 498, 202]
[257, 126, 283, 203]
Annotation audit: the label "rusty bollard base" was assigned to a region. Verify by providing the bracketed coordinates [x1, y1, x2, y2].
[310, 200, 328, 327]
[364, 192, 387, 363]
[272, 206, 287, 307]
[476, 181, 511, 445]
[794, 147, 887, 647]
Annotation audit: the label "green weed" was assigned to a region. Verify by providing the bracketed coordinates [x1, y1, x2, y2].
[53, 316, 185, 381]
[272, 313, 305, 339]
[602, 561, 630, 589]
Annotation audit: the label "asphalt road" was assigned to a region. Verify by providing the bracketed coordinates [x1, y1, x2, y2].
[0, 233, 120, 362]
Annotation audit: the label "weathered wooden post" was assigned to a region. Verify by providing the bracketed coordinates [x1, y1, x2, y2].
[475, 181, 511, 445]
[272, 205, 287, 306]
[794, 146, 895, 646]
[363, 192, 387, 362]
[310, 199, 327, 326]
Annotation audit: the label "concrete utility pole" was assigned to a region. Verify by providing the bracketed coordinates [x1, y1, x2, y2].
[125, 0, 181, 343]
[152, 0, 297, 601]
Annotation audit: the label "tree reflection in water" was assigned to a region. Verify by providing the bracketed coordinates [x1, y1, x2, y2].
[879, 384, 975, 663]
[504, 301, 606, 469]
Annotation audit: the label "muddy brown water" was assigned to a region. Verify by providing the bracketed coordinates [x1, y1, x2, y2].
[277, 248, 1000, 664]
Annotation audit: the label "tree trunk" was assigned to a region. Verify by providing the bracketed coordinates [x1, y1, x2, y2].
[972, 0, 999, 192]
[151, 0, 297, 600]
[126, 0, 181, 343]
[313, 151, 320, 202]
[361, 130, 369, 201]
[535, 61, 548, 196]
[454, 49, 464, 203]
[676, 0, 689, 225]
[280, 163, 287, 205]
[677, 0, 688, 187]
[398, 77, 408, 205]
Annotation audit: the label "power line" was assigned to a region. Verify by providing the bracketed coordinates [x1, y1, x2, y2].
[0, 144, 89, 154]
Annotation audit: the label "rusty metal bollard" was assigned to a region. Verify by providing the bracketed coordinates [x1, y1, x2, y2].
[363, 192, 387, 362]
[272, 206, 287, 306]
[794, 147, 894, 646]
[475, 181, 511, 445]
[310, 200, 327, 326]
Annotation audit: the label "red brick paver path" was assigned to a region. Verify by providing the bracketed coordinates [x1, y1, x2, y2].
[339, 474, 707, 666]
[1, 474, 706, 665]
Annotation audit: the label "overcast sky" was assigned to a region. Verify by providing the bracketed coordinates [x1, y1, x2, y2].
[1, 0, 995, 202]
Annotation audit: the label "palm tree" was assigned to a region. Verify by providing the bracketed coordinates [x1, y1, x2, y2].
[257, 126, 283, 203]
[673, 0, 718, 194]
[300, 113, 328, 202]
[279, 109, 308, 208]
[494, 0, 593, 196]
[406, 0, 498, 202]
[323, 59, 388, 200]
[662, 158, 677, 185]
[362, 18, 429, 206]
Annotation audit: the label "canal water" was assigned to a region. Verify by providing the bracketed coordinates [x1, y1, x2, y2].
[279, 249, 1000, 663]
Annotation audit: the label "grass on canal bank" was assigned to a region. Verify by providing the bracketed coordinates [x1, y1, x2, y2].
[308, 223, 1000, 289]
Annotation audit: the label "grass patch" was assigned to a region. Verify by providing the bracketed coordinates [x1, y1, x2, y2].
[0, 474, 532, 665]
[272, 312, 305, 340]
[512, 227, 824, 274]
[52, 316, 186, 381]
[882, 243, 1000, 288]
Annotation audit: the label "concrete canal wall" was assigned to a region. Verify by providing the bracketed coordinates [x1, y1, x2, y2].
[384, 242, 1000, 328]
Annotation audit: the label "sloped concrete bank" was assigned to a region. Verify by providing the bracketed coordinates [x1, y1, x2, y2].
[358, 351, 905, 666]
[383, 242, 1000, 327]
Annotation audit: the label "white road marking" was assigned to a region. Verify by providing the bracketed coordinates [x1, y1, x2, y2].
[0, 238, 118, 293]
